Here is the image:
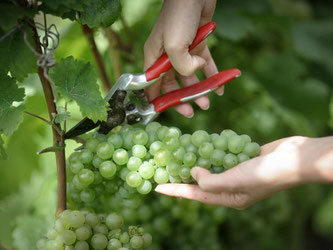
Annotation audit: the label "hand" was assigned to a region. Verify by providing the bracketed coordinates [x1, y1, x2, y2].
[155, 136, 333, 209]
[144, 0, 221, 118]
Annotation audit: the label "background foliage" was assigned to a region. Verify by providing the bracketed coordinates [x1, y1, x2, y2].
[0, 0, 332, 249]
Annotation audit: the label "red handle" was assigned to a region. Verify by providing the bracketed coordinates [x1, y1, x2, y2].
[145, 21, 217, 82]
[151, 68, 241, 113]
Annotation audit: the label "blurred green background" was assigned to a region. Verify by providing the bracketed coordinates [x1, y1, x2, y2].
[0, 0, 332, 249]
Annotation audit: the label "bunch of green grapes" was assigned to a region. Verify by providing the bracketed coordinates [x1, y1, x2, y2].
[36, 210, 152, 250]
[66, 122, 260, 210]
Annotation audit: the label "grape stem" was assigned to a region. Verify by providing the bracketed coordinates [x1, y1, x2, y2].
[81, 24, 112, 91]
[24, 111, 63, 136]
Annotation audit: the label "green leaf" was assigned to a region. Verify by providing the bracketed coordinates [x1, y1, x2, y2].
[0, 73, 25, 136]
[0, 134, 7, 160]
[293, 20, 333, 72]
[53, 106, 70, 124]
[49, 56, 107, 122]
[80, 0, 121, 28]
[0, 3, 35, 32]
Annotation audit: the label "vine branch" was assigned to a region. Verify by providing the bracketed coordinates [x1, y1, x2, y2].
[81, 24, 112, 91]
[30, 20, 67, 217]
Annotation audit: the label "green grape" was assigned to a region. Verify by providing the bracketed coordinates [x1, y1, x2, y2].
[120, 167, 130, 181]
[147, 131, 158, 147]
[138, 162, 155, 179]
[91, 233, 108, 250]
[132, 129, 149, 145]
[197, 157, 211, 169]
[191, 130, 210, 147]
[130, 235, 144, 249]
[163, 136, 180, 151]
[179, 166, 191, 179]
[118, 248, 129, 250]
[95, 133, 107, 142]
[169, 175, 182, 183]
[65, 246, 74, 250]
[166, 127, 181, 138]
[36, 238, 47, 249]
[210, 133, 219, 141]
[75, 225, 92, 241]
[47, 228, 58, 240]
[74, 240, 89, 250]
[173, 146, 185, 162]
[108, 229, 121, 239]
[78, 169, 94, 186]
[122, 130, 134, 150]
[99, 160, 117, 178]
[137, 180, 152, 194]
[185, 143, 198, 154]
[243, 142, 260, 157]
[120, 124, 133, 135]
[107, 238, 122, 250]
[86, 138, 100, 152]
[166, 162, 180, 176]
[127, 156, 142, 171]
[157, 126, 169, 141]
[199, 142, 214, 158]
[68, 211, 85, 228]
[96, 142, 114, 160]
[113, 149, 129, 165]
[132, 144, 147, 158]
[80, 189, 95, 203]
[223, 153, 238, 169]
[93, 171, 103, 184]
[154, 148, 172, 166]
[107, 133, 123, 149]
[145, 121, 161, 133]
[94, 224, 109, 235]
[149, 141, 164, 156]
[238, 153, 250, 163]
[240, 134, 251, 144]
[92, 155, 103, 168]
[120, 232, 130, 244]
[69, 161, 84, 174]
[154, 168, 169, 184]
[126, 171, 143, 187]
[138, 205, 153, 222]
[220, 129, 237, 138]
[212, 135, 228, 151]
[228, 135, 246, 154]
[79, 149, 93, 164]
[61, 230, 76, 245]
[106, 213, 124, 230]
[85, 213, 99, 228]
[179, 134, 192, 147]
[183, 152, 197, 167]
[55, 218, 70, 232]
[69, 152, 80, 163]
[210, 149, 225, 166]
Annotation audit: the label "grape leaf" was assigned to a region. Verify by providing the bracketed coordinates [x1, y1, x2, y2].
[80, 0, 121, 28]
[39, 0, 83, 20]
[0, 73, 25, 136]
[49, 56, 107, 122]
[0, 134, 7, 160]
[0, 3, 35, 32]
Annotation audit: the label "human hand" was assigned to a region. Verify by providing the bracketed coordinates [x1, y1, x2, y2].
[144, 0, 221, 118]
[155, 136, 333, 209]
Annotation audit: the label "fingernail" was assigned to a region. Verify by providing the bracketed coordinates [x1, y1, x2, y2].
[155, 185, 162, 192]
[185, 112, 194, 118]
[217, 91, 224, 96]
[202, 104, 210, 110]
[190, 167, 199, 179]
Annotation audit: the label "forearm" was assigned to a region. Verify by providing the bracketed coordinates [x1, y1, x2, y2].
[304, 136, 333, 183]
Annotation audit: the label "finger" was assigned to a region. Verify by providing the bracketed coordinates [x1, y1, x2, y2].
[179, 74, 210, 110]
[155, 183, 249, 208]
[191, 167, 239, 192]
[160, 70, 194, 118]
[155, 183, 224, 206]
[200, 46, 224, 96]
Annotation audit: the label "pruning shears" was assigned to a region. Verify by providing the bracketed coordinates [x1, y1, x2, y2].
[64, 21, 241, 139]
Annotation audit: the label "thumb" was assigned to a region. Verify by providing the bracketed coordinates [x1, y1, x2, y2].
[191, 167, 237, 193]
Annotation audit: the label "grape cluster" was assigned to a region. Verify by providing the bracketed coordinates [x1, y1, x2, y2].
[66, 122, 260, 210]
[37, 210, 152, 250]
